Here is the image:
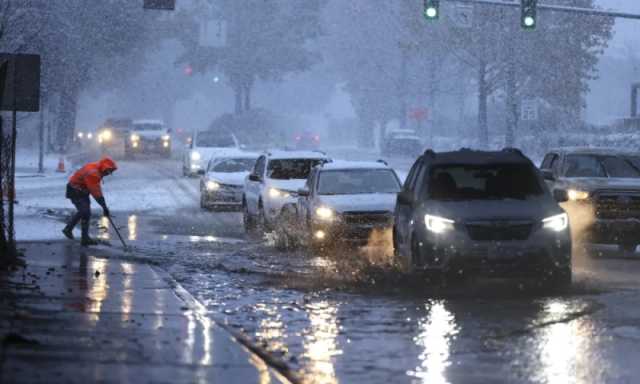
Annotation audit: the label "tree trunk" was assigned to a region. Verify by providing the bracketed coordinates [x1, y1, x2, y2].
[57, 85, 79, 151]
[399, 48, 408, 130]
[234, 86, 243, 115]
[478, 61, 488, 148]
[243, 83, 251, 112]
[505, 41, 518, 147]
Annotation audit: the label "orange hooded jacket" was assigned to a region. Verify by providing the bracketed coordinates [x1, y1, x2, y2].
[68, 157, 118, 199]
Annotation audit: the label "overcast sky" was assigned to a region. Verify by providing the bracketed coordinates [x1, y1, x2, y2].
[597, 0, 640, 54]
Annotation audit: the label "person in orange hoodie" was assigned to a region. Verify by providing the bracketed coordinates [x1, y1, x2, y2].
[62, 157, 118, 246]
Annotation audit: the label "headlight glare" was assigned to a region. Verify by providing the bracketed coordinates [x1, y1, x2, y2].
[162, 134, 170, 141]
[425, 214, 455, 234]
[568, 189, 589, 201]
[542, 213, 569, 232]
[269, 188, 290, 199]
[191, 151, 201, 161]
[315, 206, 335, 221]
[206, 181, 220, 191]
[100, 130, 112, 141]
[131, 134, 140, 142]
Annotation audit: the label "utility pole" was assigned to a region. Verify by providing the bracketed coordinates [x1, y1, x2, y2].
[38, 103, 45, 173]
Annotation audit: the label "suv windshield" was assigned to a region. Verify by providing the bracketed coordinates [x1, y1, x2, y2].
[317, 169, 401, 195]
[267, 159, 325, 180]
[210, 158, 256, 173]
[428, 164, 544, 201]
[197, 131, 236, 148]
[134, 123, 163, 131]
[563, 155, 640, 178]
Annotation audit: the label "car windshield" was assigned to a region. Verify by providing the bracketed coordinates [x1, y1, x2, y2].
[428, 164, 544, 201]
[267, 159, 325, 180]
[317, 169, 401, 195]
[134, 123, 163, 131]
[563, 155, 640, 178]
[211, 158, 256, 173]
[197, 131, 236, 148]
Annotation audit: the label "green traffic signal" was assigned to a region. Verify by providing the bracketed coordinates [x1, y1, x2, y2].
[424, 0, 440, 20]
[521, 0, 537, 29]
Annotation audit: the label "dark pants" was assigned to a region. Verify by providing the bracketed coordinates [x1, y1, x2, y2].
[65, 184, 91, 239]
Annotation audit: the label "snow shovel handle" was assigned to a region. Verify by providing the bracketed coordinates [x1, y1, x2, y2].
[107, 215, 128, 249]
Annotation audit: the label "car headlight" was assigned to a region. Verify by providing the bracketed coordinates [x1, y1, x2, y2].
[315, 206, 335, 221]
[206, 181, 220, 191]
[87, 133, 93, 139]
[161, 134, 170, 141]
[77, 132, 84, 139]
[425, 214, 455, 234]
[191, 151, 201, 161]
[542, 213, 569, 232]
[567, 189, 589, 201]
[100, 130, 112, 141]
[269, 188, 290, 199]
[131, 134, 140, 142]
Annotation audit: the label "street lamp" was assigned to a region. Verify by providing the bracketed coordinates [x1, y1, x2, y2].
[424, 0, 440, 20]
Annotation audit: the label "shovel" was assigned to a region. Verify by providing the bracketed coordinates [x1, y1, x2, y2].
[107, 215, 129, 250]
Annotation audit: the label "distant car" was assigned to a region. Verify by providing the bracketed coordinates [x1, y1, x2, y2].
[200, 152, 259, 210]
[294, 131, 321, 150]
[275, 160, 402, 251]
[183, 130, 240, 176]
[97, 117, 133, 158]
[243, 150, 330, 235]
[541, 147, 640, 254]
[126, 119, 172, 158]
[394, 148, 571, 286]
[382, 130, 423, 157]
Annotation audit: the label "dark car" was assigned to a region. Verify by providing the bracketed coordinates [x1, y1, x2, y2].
[393, 148, 571, 286]
[540, 148, 640, 253]
[382, 130, 423, 157]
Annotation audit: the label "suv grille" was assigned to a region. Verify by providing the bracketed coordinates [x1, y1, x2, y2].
[343, 211, 392, 225]
[594, 191, 640, 219]
[466, 221, 533, 241]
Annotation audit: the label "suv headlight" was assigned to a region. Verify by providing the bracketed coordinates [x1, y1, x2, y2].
[206, 181, 220, 191]
[315, 206, 335, 221]
[100, 130, 112, 141]
[191, 151, 201, 161]
[542, 213, 569, 232]
[425, 214, 455, 234]
[131, 133, 140, 142]
[567, 189, 589, 201]
[269, 188, 290, 199]
[161, 134, 170, 141]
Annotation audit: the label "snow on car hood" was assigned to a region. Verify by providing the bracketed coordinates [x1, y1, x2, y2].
[266, 179, 307, 193]
[192, 147, 240, 162]
[133, 130, 167, 139]
[207, 171, 249, 187]
[561, 177, 640, 192]
[427, 198, 562, 222]
[317, 193, 397, 213]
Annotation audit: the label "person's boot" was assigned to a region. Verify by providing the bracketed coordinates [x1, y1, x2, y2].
[80, 220, 98, 246]
[62, 226, 74, 240]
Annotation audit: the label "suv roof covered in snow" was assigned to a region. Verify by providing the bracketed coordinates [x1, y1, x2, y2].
[423, 148, 533, 166]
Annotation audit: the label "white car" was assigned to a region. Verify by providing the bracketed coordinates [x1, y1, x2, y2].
[126, 119, 172, 158]
[183, 130, 240, 176]
[243, 150, 330, 234]
[200, 152, 259, 210]
[275, 161, 402, 250]
[382, 129, 423, 157]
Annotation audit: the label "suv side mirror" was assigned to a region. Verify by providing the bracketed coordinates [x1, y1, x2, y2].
[541, 169, 555, 181]
[249, 174, 261, 182]
[397, 191, 414, 205]
[553, 189, 569, 203]
[298, 188, 310, 197]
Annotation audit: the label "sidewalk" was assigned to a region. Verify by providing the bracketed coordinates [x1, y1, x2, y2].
[0, 241, 291, 384]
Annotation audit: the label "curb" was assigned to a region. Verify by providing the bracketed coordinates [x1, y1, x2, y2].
[151, 265, 302, 384]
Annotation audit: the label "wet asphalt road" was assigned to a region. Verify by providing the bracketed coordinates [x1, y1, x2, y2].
[41, 159, 640, 383]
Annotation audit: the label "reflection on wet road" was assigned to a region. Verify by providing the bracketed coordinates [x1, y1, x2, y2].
[69, 160, 640, 383]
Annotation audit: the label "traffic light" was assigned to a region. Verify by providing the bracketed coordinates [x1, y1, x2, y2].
[521, 0, 537, 30]
[424, 0, 440, 21]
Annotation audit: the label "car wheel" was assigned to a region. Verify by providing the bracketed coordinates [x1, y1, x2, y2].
[547, 267, 572, 289]
[257, 201, 269, 235]
[243, 200, 257, 234]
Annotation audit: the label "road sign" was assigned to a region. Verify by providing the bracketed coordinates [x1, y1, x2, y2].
[451, 4, 473, 28]
[143, 0, 175, 10]
[521, 99, 538, 121]
[0, 53, 40, 112]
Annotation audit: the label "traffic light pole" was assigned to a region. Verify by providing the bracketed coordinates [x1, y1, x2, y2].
[443, 0, 640, 20]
